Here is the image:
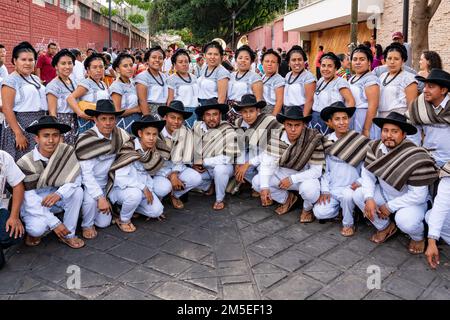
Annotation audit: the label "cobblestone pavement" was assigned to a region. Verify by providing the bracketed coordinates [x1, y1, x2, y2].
[1, 192, 449, 300]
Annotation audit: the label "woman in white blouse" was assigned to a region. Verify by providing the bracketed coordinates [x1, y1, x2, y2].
[378, 43, 418, 118]
[67, 53, 109, 133]
[227, 45, 263, 123]
[261, 49, 285, 115]
[1, 42, 47, 160]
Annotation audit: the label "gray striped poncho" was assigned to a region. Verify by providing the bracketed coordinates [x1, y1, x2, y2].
[408, 93, 450, 125]
[277, 127, 326, 171]
[105, 138, 171, 195]
[17, 143, 80, 191]
[192, 121, 240, 165]
[75, 127, 131, 161]
[324, 130, 371, 167]
[162, 125, 194, 165]
[440, 161, 450, 178]
[365, 139, 439, 191]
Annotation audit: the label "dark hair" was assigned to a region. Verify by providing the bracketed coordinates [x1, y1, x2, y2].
[83, 52, 106, 70]
[171, 49, 190, 65]
[135, 55, 143, 63]
[102, 47, 108, 52]
[70, 48, 81, 58]
[319, 45, 324, 51]
[48, 42, 57, 49]
[144, 46, 164, 62]
[286, 45, 307, 62]
[383, 43, 407, 62]
[203, 41, 224, 56]
[277, 48, 283, 53]
[12, 41, 37, 64]
[103, 53, 112, 63]
[0, 44, 5, 49]
[320, 52, 341, 69]
[375, 44, 383, 59]
[86, 48, 95, 53]
[51, 49, 75, 67]
[350, 44, 374, 64]
[112, 53, 135, 70]
[422, 51, 442, 70]
[363, 41, 371, 48]
[262, 49, 281, 65]
[235, 45, 256, 62]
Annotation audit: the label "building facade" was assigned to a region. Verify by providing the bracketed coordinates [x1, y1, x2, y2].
[247, 18, 300, 53]
[0, 0, 148, 71]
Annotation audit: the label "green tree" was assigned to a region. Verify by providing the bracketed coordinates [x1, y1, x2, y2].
[148, 0, 298, 47]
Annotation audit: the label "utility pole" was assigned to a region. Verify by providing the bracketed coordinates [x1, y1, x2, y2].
[231, 0, 252, 50]
[403, 0, 409, 42]
[108, 0, 112, 50]
[350, 0, 358, 53]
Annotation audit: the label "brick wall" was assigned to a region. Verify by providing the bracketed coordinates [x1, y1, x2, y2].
[378, 0, 450, 70]
[0, 0, 147, 72]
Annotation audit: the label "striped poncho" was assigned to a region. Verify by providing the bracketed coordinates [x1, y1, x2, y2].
[162, 125, 194, 165]
[323, 130, 371, 167]
[17, 143, 80, 191]
[365, 139, 439, 191]
[408, 93, 450, 125]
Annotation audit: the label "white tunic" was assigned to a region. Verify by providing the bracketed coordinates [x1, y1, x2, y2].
[109, 79, 138, 110]
[167, 73, 199, 108]
[45, 76, 78, 113]
[228, 71, 262, 102]
[134, 70, 168, 104]
[0, 150, 25, 209]
[78, 78, 109, 103]
[349, 72, 380, 110]
[262, 73, 285, 106]
[378, 70, 417, 113]
[198, 64, 230, 100]
[1, 72, 47, 112]
[312, 77, 349, 113]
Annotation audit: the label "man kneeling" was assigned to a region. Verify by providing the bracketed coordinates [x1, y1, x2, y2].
[107, 115, 171, 232]
[17, 116, 85, 249]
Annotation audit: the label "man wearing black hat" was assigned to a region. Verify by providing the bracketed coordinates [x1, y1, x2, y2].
[106, 115, 171, 232]
[233, 94, 282, 201]
[251, 105, 325, 221]
[192, 98, 240, 210]
[75, 99, 131, 239]
[157, 100, 202, 209]
[0, 150, 25, 269]
[408, 69, 450, 168]
[312, 102, 369, 236]
[17, 116, 85, 249]
[353, 112, 439, 253]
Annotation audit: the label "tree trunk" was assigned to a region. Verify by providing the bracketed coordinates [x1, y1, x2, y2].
[411, 0, 442, 70]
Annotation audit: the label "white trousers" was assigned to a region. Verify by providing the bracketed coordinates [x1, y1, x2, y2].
[313, 186, 356, 227]
[109, 187, 164, 222]
[252, 167, 320, 211]
[169, 167, 203, 199]
[353, 185, 427, 241]
[152, 176, 173, 199]
[425, 178, 450, 245]
[197, 164, 234, 202]
[81, 188, 113, 229]
[21, 187, 83, 239]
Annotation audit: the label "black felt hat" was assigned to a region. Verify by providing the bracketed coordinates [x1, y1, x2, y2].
[131, 115, 166, 137]
[157, 100, 193, 119]
[415, 68, 450, 90]
[373, 111, 417, 135]
[233, 94, 267, 111]
[195, 98, 229, 118]
[25, 116, 72, 135]
[276, 106, 312, 124]
[320, 101, 356, 122]
[84, 99, 125, 117]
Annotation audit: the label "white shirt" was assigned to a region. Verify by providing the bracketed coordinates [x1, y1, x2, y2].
[134, 70, 168, 104]
[79, 126, 116, 199]
[162, 58, 173, 74]
[349, 72, 380, 109]
[167, 73, 199, 108]
[312, 77, 349, 113]
[320, 132, 361, 194]
[361, 142, 428, 212]
[112, 139, 154, 192]
[283, 70, 316, 107]
[427, 177, 450, 241]
[228, 71, 262, 102]
[378, 70, 417, 113]
[198, 64, 230, 100]
[0, 150, 25, 209]
[72, 60, 85, 83]
[0, 65, 8, 79]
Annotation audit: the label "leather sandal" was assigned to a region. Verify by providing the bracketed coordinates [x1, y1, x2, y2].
[25, 235, 41, 247]
[205, 183, 215, 196]
[113, 217, 136, 233]
[213, 201, 225, 211]
[370, 221, 397, 244]
[275, 193, 298, 215]
[251, 190, 260, 198]
[340, 226, 355, 237]
[300, 209, 315, 223]
[82, 227, 98, 240]
[59, 237, 85, 249]
[170, 194, 184, 209]
[408, 239, 425, 254]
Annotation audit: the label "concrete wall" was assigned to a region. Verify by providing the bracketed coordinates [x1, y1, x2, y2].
[0, 0, 147, 71]
[247, 18, 299, 52]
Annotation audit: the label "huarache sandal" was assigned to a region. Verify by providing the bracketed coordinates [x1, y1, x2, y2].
[340, 226, 356, 237]
[213, 201, 225, 211]
[59, 237, 85, 249]
[82, 227, 98, 240]
[275, 193, 298, 215]
[370, 222, 397, 244]
[408, 239, 425, 254]
[300, 209, 315, 223]
[113, 217, 136, 233]
[25, 235, 41, 247]
[170, 194, 184, 209]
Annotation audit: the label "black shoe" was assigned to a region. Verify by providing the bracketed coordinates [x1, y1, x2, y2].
[0, 248, 5, 270]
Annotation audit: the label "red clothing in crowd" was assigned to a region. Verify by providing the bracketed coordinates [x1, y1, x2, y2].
[315, 50, 324, 68]
[36, 53, 56, 84]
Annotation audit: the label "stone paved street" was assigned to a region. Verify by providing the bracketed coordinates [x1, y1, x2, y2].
[1, 192, 449, 300]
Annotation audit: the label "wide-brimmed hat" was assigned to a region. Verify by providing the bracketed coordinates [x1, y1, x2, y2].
[25, 116, 72, 135]
[373, 112, 417, 135]
[195, 98, 229, 118]
[84, 99, 125, 117]
[233, 94, 266, 111]
[320, 101, 356, 122]
[276, 106, 312, 124]
[131, 115, 166, 137]
[157, 100, 193, 119]
[415, 69, 450, 90]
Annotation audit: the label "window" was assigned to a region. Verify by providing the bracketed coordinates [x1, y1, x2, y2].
[60, 0, 73, 11]
[79, 3, 90, 20]
[44, 0, 55, 5]
[92, 11, 101, 24]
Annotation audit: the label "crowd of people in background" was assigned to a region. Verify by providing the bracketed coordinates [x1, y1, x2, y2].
[0, 30, 449, 272]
